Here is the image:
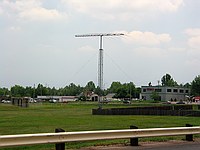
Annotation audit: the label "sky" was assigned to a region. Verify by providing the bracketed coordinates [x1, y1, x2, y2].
[0, 0, 200, 89]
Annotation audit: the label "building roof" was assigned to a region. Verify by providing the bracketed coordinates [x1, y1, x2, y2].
[193, 96, 200, 100]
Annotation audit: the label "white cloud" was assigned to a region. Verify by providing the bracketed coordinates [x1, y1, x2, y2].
[0, 0, 67, 21]
[188, 36, 200, 49]
[15, 0, 42, 11]
[120, 31, 171, 46]
[185, 28, 200, 37]
[157, 0, 184, 12]
[62, 0, 183, 20]
[1, 0, 183, 21]
[185, 28, 200, 49]
[184, 28, 200, 68]
[0, 0, 40, 14]
[8, 26, 21, 32]
[19, 7, 65, 21]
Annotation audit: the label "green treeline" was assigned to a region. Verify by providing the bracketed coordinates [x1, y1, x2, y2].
[1, 74, 200, 98]
[0, 81, 140, 99]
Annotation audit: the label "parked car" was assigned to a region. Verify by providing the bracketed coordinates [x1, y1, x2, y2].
[1, 100, 11, 103]
[176, 101, 185, 104]
[100, 99, 110, 104]
[123, 100, 131, 104]
[162, 101, 171, 104]
[49, 99, 58, 103]
[29, 98, 37, 103]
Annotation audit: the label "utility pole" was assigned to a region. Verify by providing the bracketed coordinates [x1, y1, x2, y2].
[75, 33, 124, 107]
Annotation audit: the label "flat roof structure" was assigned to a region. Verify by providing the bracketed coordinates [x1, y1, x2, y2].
[141, 86, 190, 101]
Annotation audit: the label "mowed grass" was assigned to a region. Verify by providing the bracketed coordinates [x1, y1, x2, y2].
[0, 102, 200, 150]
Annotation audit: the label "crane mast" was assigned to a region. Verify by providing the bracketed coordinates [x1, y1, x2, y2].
[75, 33, 124, 106]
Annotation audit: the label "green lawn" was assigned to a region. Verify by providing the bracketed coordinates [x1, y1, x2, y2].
[0, 102, 200, 150]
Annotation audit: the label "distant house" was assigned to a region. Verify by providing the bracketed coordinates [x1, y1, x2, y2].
[193, 96, 200, 103]
[82, 91, 99, 101]
[59, 96, 77, 103]
[37, 96, 77, 102]
[140, 86, 190, 101]
[105, 93, 116, 101]
[37, 96, 50, 101]
[89, 94, 99, 101]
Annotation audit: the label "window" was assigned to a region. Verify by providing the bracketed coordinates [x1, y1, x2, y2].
[147, 88, 154, 91]
[167, 89, 171, 92]
[142, 96, 146, 100]
[185, 90, 189, 93]
[143, 89, 146, 92]
[173, 89, 178, 93]
[155, 89, 162, 92]
[179, 89, 184, 93]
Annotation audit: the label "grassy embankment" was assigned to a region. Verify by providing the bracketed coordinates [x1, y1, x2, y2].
[0, 101, 199, 150]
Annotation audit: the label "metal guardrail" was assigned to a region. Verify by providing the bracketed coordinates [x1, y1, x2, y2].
[0, 126, 200, 148]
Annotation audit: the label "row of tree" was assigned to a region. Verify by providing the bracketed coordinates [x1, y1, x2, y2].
[0, 81, 141, 99]
[161, 74, 200, 96]
[0, 74, 200, 98]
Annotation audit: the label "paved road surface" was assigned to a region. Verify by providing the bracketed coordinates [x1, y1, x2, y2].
[79, 139, 200, 150]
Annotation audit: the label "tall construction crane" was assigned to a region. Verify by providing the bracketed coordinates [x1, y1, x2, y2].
[75, 33, 124, 105]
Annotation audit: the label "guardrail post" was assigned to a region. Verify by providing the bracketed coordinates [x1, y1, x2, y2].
[55, 128, 65, 150]
[130, 125, 139, 146]
[186, 124, 193, 141]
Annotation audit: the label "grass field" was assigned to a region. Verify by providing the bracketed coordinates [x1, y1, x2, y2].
[0, 102, 200, 150]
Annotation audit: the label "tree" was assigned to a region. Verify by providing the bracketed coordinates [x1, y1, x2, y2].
[191, 75, 200, 96]
[115, 86, 127, 99]
[107, 81, 122, 93]
[0, 80, 141, 99]
[109, 82, 137, 99]
[0, 88, 9, 96]
[150, 91, 160, 102]
[122, 82, 136, 99]
[36, 84, 44, 96]
[184, 83, 191, 88]
[94, 86, 104, 96]
[11, 85, 25, 97]
[85, 81, 96, 92]
[24, 86, 34, 97]
[64, 83, 82, 96]
[161, 73, 178, 87]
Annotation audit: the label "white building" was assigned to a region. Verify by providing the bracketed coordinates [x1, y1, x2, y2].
[141, 86, 190, 101]
[59, 96, 77, 103]
[37, 96, 77, 102]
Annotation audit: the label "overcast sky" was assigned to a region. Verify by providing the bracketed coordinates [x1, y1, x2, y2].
[0, 0, 200, 88]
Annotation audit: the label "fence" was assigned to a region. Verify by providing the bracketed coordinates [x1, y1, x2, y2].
[92, 105, 200, 116]
[0, 125, 200, 150]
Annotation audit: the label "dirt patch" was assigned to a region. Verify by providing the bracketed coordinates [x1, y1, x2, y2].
[75, 139, 200, 150]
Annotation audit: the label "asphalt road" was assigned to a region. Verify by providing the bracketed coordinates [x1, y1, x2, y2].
[79, 139, 200, 150]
